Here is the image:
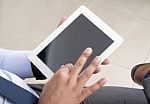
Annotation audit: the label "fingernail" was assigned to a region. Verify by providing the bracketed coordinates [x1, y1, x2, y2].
[86, 47, 92, 53]
[95, 56, 101, 63]
[61, 65, 64, 68]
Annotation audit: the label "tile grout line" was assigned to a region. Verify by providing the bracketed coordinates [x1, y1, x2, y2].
[110, 62, 132, 70]
[1, 27, 43, 41]
[88, 3, 150, 22]
[86, 0, 97, 7]
[0, 0, 9, 8]
[144, 49, 150, 62]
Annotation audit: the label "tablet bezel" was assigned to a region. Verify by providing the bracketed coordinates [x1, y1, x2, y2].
[28, 5, 124, 79]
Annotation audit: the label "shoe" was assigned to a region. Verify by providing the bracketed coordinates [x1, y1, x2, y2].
[131, 63, 150, 85]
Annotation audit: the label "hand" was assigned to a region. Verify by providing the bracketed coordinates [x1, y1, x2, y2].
[38, 48, 107, 104]
[58, 17, 110, 74]
[93, 58, 109, 74]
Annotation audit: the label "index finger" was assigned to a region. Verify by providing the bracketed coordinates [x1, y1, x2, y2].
[70, 48, 92, 76]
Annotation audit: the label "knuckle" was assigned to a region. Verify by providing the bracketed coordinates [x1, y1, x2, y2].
[65, 63, 73, 67]
[57, 71, 67, 78]
[76, 94, 83, 103]
[73, 65, 79, 70]
[67, 78, 75, 87]
[83, 71, 90, 79]
[90, 86, 96, 93]
[76, 61, 84, 68]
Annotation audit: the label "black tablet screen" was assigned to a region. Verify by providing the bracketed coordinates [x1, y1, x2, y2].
[37, 14, 114, 73]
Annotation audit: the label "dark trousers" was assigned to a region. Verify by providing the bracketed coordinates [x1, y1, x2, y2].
[29, 77, 150, 104]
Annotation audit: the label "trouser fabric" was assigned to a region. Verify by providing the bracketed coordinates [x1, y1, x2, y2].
[29, 77, 150, 104]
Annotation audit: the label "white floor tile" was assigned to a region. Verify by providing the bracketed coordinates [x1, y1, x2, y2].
[88, 5, 137, 39]
[0, 0, 8, 7]
[88, 5, 150, 69]
[78, 0, 93, 4]
[0, 0, 87, 40]
[132, 83, 143, 89]
[145, 51, 150, 63]
[91, 0, 150, 19]
[0, 28, 41, 50]
[139, 3, 150, 20]
[110, 18, 150, 68]
[86, 64, 133, 88]
[1, 0, 150, 86]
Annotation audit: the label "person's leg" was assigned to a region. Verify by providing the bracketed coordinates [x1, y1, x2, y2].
[28, 84, 149, 104]
[82, 86, 148, 104]
[143, 72, 150, 103]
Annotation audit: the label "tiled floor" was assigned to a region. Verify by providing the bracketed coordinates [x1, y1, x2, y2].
[1, 0, 150, 89]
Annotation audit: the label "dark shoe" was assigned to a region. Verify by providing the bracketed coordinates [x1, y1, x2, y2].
[131, 63, 150, 85]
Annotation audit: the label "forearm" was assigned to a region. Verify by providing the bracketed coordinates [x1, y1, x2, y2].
[0, 48, 34, 79]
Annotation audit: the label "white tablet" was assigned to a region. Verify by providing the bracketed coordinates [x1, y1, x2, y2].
[28, 5, 124, 79]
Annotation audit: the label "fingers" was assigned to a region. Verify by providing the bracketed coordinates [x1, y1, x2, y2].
[81, 78, 107, 100]
[93, 67, 101, 74]
[93, 58, 109, 74]
[101, 58, 109, 65]
[58, 16, 68, 26]
[59, 63, 73, 74]
[70, 48, 92, 77]
[77, 56, 101, 86]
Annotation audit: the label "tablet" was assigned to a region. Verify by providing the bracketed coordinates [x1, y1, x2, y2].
[28, 5, 124, 79]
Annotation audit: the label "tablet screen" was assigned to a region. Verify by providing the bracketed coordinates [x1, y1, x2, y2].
[37, 14, 114, 73]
